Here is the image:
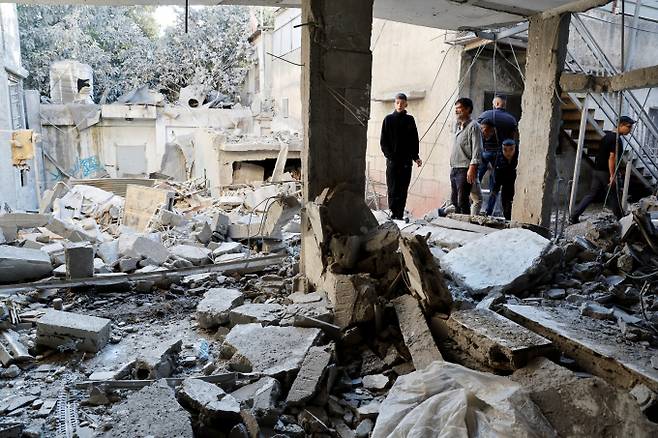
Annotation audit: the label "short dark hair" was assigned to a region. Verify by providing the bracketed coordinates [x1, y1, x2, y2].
[455, 97, 473, 113]
[395, 92, 408, 101]
[494, 94, 507, 102]
[502, 139, 516, 146]
[480, 118, 494, 127]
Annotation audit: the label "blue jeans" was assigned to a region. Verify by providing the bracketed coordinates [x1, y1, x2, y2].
[478, 150, 498, 186]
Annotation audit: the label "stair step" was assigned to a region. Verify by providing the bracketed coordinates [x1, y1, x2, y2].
[562, 109, 596, 121]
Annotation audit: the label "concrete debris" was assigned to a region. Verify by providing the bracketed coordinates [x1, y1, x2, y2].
[36, 309, 111, 353]
[230, 376, 281, 418]
[398, 233, 452, 312]
[322, 272, 375, 328]
[222, 324, 321, 376]
[445, 309, 553, 371]
[171, 244, 212, 265]
[177, 378, 241, 422]
[286, 345, 333, 405]
[229, 303, 285, 326]
[0, 246, 53, 283]
[134, 339, 182, 379]
[196, 288, 245, 328]
[392, 294, 443, 370]
[65, 242, 94, 279]
[361, 374, 389, 391]
[441, 228, 562, 295]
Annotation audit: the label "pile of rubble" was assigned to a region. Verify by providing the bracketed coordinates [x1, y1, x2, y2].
[2, 184, 658, 437]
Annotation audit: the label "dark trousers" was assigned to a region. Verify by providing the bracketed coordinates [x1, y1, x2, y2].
[386, 159, 412, 219]
[571, 170, 623, 220]
[478, 150, 498, 186]
[450, 167, 472, 214]
[486, 169, 516, 219]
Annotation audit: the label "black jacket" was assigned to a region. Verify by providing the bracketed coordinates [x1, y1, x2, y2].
[380, 110, 420, 162]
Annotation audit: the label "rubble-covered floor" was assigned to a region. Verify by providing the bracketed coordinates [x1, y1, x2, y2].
[2, 181, 658, 437]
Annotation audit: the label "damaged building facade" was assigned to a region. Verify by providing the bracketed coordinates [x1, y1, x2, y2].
[3, 0, 658, 437]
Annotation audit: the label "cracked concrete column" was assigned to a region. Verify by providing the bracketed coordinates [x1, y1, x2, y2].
[512, 13, 571, 227]
[300, 0, 374, 285]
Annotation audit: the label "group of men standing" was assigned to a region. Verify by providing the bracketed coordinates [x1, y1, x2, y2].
[381, 93, 519, 220]
[381, 92, 636, 223]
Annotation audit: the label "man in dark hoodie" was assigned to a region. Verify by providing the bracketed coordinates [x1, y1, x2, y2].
[380, 93, 422, 220]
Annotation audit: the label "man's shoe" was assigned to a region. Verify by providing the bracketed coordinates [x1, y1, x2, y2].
[568, 216, 579, 225]
[437, 208, 447, 217]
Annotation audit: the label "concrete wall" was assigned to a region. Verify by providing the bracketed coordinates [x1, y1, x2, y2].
[270, 8, 302, 133]
[0, 4, 38, 211]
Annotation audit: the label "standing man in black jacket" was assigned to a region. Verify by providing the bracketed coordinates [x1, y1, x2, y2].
[380, 93, 422, 220]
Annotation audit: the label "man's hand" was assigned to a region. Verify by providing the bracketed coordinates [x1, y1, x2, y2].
[467, 165, 477, 184]
[414, 159, 422, 167]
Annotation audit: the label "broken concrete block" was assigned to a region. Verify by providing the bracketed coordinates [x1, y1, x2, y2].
[446, 309, 553, 371]
[231, 376, 281, 421]
[440, 228, 562, 296]
[100, 381, 193, 438]
[177, 378, 241, 422]
[118, 234, 170, 265]
[323, 272, 375, 329]
[0, 212, 50, 229]
[96, 239, 119, 265]
[65, 243, 94, 279]
[158, 209, 188, 227]
[362, 374, 389, 391]
[229, 303, 285, 326]
[286, 345, 332, 406]
[213, 242, 243, 256]
[122, 185, 174, 232]
[134, 339, 182, 379]
[228, 221, 264, 240]
[261, 196, 301, 238]
[211, 211, 230, 235]
[193, 222, 213, 244]
[196, 288, 244, 328]
[36, 310, 111, 353]
[0, 246, 53, 283]
[362, 221, 400, 253]
[118, 256, 139, 272]
[223, 324, 321, 376]
[580, 302, 615, 320]
[171, 244, 211, 265]
[398, 234, 452, 312]
[392, 295, 443, 371]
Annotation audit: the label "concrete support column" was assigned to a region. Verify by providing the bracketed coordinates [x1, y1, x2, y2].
[512, 13, 571, 227]
[301, 0, 374, 284]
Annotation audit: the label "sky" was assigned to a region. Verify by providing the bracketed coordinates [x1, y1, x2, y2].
[153, 5, 177, 33]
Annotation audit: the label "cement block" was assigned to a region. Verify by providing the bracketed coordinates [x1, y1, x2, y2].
[0, 246, 53, 282]
[229, 303, 285, 326]
[322, 272, 375, 328]
[96, 240, 119, 265]
[118, 234, 170, 265]
[392, 295, 443, 371]
[230, 376, 281, 413]
[213, 241, 243, 256]
[440, 228, 561, 295]
[196, 288, 244, 328]
[177, 378, 241, 422]
[36, 310, 111, 353]
[286, 346, 332, 405]
[223, 324, 321, 376]
[446, 309, 553, 371]
[171, 244, 211, 265]
[65, 243, 94, 279]
[0, 212, 50, 229]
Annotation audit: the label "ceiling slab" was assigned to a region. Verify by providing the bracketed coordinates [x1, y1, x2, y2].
[7, 0, 609, 30]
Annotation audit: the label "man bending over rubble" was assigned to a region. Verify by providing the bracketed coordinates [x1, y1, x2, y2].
[570, 116, 635, 224]
[380, 93, 422, 220]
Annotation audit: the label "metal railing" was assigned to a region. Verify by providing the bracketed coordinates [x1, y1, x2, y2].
[563, 14, 658, 186]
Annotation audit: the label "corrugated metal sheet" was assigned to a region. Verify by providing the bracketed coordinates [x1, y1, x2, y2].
[70, 178, 157, 197]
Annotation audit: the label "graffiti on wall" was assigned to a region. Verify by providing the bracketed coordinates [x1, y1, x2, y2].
[47, 155, 105, 182]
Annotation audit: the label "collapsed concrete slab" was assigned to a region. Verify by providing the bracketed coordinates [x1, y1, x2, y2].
[0, 246, 53, 283]
[392, 295, 443, 371]
[134, 339, 182, 379]
[196, 288, 244, 329]
[177, 378, 241, 423]
[440, 228, 562, 296]
[99, 380, 193, 438]
[223, 324, 321, 376]
[36, 310, 111, 353]
[446, 309, 553, 371]
[261, 196, 301, 238]
[504, 304, 658, 392]
[171, 244, 211, 265]
[398, 234, 452, 312]
[230, 376, 281, 421]
[286, 345, 333, 406]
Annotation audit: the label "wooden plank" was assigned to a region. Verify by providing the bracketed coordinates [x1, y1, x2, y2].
[0, 254, 286, 295]
[503, 304, 658, 392]
[122, 184, 174, 232]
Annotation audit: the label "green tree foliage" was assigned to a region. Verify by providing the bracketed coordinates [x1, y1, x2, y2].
[17, 5, 254, 103]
